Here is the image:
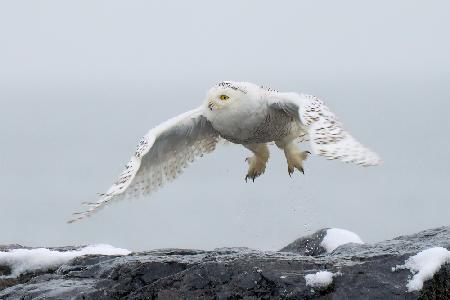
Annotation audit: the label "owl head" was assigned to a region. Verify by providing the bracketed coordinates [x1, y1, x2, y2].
[204, 81, 250, 111]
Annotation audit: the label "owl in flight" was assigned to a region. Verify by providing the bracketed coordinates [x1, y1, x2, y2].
[69, 81, 380, 223]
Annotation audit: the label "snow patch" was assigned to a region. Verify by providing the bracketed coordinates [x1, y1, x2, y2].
[320, 228, 364, 253]
[0, 244, 131, 277]
[304, 271, 334, 288]
[393, 247, 450, 292]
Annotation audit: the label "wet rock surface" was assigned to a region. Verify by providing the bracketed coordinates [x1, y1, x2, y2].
[279, 228, 329, 256]
[1, 227, 449, 299]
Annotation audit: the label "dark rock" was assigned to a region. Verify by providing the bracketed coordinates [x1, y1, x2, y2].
[0, 265, 11, 276]
[0, 244, 27, 252]
[419, 263, 450, 300]
[279, 228, 329, 256]
[0, 227, 449, 299]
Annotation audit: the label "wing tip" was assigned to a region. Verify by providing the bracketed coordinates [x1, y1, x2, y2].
[67, 210, 93, 224]
[312, 147, 382, 167]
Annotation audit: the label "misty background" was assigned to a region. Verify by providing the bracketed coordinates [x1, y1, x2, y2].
[0, 1, 449, 251]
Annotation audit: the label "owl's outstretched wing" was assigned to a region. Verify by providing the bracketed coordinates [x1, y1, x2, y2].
[269, 92, 381, 166]
[68, 107, 219, 223]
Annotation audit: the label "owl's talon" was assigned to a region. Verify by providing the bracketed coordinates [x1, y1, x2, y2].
[288, 168, 294, 177]
[245, 174, 258, 183]
[243, 144, 269, 183]
[245, 156, 266, 182]
[283, 145, 309, 176]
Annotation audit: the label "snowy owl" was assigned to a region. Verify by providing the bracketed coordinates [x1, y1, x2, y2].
[69, 81, 380, 223]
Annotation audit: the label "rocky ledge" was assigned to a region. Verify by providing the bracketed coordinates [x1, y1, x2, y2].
[0, 226, 449, 299]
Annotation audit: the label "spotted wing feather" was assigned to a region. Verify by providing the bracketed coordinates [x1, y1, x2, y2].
[69, 107, 219, 223]
[269, 92, 381, 166]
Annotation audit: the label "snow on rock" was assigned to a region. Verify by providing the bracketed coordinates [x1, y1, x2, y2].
[304, 271, 334, 288]
[0, 244, 131, 277]
[320, 228, 364, 253]
[392, 246, 450, 292]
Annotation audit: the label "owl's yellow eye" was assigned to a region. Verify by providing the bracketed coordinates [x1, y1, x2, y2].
[219, 95, 229, 101]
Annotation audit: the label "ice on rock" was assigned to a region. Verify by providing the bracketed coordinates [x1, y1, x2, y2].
[305, 271, 335, 288]
[0, 244, 131, 277]
[393, 247, 450, 292]
[320, 228, 364, 253]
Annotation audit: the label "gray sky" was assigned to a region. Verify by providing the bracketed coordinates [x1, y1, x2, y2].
[1, 1, 449, 251]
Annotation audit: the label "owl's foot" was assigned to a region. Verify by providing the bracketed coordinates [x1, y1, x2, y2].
[285, 146, 310, 176]
[245, 155, 267, 182]
[243, 143, 269, 182]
